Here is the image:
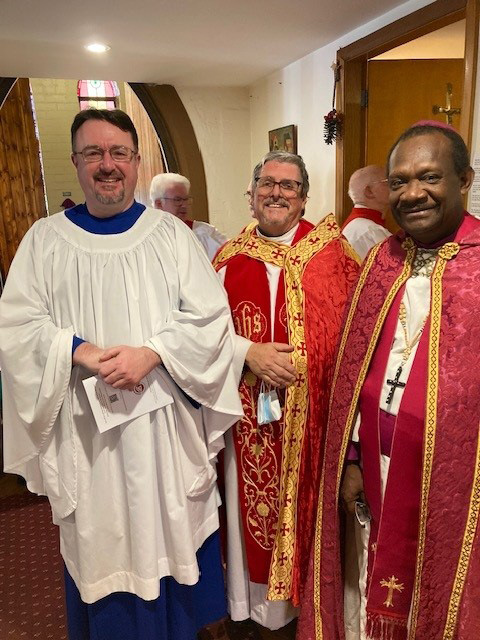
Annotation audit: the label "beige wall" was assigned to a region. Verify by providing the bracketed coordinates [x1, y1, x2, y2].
[176, 86, 252, 238]
[247, 0, 433, 225]
[30, 78, 84, 213]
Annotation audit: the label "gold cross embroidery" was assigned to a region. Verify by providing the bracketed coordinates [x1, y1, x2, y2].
[380, 575, 404, 608]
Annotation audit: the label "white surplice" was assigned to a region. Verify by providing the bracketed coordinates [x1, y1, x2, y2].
[191, 220, 228, 261]
[217, 224, 299, 630]
[342, 207, 391, 262]
[0, 207, 243, 604]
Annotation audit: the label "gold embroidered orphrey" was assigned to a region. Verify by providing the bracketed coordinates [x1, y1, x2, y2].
[313, 240, 416, 639]
[380, 575, 405, 608]
[214, 215, 341, 600]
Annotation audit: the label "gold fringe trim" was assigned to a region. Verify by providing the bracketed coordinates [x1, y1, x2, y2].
[267, 214, 340, 600]
[408, 257, 445, 638]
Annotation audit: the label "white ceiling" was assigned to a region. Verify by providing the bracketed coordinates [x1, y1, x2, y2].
[1, 0, 408, 86]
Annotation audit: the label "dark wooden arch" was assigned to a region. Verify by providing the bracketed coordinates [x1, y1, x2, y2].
[335, 0, 479, 223]
[129, 83, 209, 222]
[0, 78, 209, 222]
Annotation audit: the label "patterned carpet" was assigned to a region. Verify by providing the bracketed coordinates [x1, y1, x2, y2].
[0, 480, 297, 640]
[0, 489, 67, 640]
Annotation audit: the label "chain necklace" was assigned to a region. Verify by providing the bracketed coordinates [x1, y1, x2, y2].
[410, 248, 438, 278]
[385, 302, 428, 405]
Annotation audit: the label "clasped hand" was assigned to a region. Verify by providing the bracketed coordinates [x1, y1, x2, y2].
[73, 342, 161, 391]
[245, 341, 297, 388]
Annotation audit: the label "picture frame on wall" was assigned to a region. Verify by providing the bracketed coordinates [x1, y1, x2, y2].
[268, 125, 297, 154]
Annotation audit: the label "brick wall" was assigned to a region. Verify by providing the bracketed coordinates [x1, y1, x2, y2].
[29, 78, 85, 213]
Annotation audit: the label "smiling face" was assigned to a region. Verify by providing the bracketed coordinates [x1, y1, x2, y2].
[72, 119, 140, 218]
[388, 133, 473, 244]
[253, 160, 306, 237]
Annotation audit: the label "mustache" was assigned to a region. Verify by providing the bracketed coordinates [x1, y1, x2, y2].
[94, 171, 123, 180]
[264, 198, 289, 207]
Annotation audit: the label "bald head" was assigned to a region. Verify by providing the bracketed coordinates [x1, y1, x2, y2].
[348, 165, 389, 214]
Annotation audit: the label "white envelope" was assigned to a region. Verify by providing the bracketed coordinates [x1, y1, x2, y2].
[82, 368, 174, 433]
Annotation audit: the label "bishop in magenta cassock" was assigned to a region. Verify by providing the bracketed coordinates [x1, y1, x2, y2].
[299, 122, 480, 640]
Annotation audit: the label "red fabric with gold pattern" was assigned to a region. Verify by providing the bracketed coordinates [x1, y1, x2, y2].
[215, 216, 359, 601]
[298, 213, 480, 640]
[221, 221, 312, 583]
[223, 254, 286, 582]
[291, 238, 359, 605]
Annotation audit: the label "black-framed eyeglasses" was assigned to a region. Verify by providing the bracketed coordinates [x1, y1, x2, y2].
[161, 197, 193, 205]
[73, 145, 138, 163]
[256, 177, 302, 198]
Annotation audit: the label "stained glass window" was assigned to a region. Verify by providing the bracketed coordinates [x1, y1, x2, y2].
[77, 80, 119, 111]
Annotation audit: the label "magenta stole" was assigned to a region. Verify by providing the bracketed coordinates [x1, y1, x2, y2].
[359, 287, 427, 638]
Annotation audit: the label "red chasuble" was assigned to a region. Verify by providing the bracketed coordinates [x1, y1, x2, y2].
[341, 206, 387, 231]
[213, 215, 359, 605]
[299, 213, 480, 639]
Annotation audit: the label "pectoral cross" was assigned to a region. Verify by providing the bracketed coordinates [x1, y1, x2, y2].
[386, 366, 406, 405]
[432, 83, 461, 125]
[380, 575, 404, 608]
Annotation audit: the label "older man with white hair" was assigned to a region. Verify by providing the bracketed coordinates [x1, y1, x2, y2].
[150, 172, 227, 260]
[342, 165, 391, 260]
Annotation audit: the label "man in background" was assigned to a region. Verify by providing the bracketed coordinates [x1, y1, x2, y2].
[150, 172, 227, 260]
[214, 151, 359, 633]
[342, 164, 391, 260]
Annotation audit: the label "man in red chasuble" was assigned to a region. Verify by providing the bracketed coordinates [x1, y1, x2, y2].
[342, 165, 391, 260]
[299, 123, 480, 640]
[213, 151, 359, 632]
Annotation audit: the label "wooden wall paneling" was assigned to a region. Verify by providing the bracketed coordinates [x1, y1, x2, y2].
[3, 86, 30, 246]
[16, 79, 41, 223]
[0, 77, 47, 275]
[0, 117, 14, 279]
[0, 101, 21, 271]
[17, 80, 48, 222]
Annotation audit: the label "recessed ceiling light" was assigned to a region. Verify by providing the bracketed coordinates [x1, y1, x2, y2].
[85, 43, 111, 53]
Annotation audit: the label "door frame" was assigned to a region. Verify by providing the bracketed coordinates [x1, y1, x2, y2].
[335, 0, 479, 223]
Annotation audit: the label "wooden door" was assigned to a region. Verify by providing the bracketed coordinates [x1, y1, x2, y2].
[0, 78, 47, 278]
[366, 59, 464, 165]
[366, 59, 464, 230]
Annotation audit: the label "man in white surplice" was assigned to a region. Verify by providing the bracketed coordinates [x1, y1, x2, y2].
[0, 108, 243, 640]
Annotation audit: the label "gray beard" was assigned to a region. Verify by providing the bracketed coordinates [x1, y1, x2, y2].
[95, 189, 125, 206]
